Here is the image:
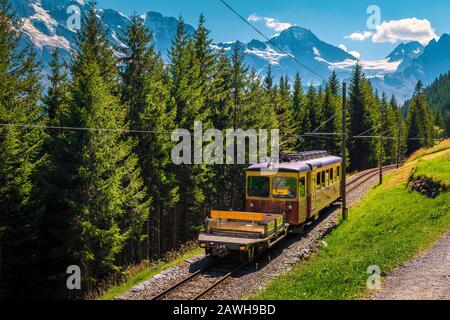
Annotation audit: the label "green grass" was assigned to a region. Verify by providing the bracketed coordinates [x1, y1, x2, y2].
[98, 247, 202, 300]
[252, 145, 450, 300]
[412, 151, 450, 185]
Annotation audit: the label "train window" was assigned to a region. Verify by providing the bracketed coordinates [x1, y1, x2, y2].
[299, 177, 306, 197]
[316, 173, 321, 190]
[330, 168, 334, 183]
[337, 166, 340, 181]
[247, 176, 270, 198]
[321, 171, 325, 186]
[272, 177, 297, 199]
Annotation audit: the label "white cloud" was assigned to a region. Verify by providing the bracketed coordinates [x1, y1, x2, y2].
[371, 18, 438, 45]
[338, 44, 348, 52]
[345, 18, 438, 46]
[248, 14, 293, 32]
[345, 31, 373, 41]
[349, 51, 361, 59]
[338, 44, 361, 59]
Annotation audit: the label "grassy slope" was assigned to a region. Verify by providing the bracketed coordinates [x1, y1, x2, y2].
[98, 248, 202, 300]
[253, 141, 450, 300]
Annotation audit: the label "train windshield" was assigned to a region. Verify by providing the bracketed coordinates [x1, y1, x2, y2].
[272, 177, 297, 199]
[247, 176, 270, 198]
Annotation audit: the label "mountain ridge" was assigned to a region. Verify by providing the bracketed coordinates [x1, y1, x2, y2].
[12, 0, 450, 102]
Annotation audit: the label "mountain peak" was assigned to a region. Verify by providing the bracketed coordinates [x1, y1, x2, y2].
[387, 41, 424, 62]
[276, 26, 318, 42]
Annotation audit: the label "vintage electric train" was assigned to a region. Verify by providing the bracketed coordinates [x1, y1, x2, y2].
[198, 151, 343, 260]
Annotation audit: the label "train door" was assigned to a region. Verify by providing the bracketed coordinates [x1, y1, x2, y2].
[309, 171, 316, 214]
[298, 174, 308, 223]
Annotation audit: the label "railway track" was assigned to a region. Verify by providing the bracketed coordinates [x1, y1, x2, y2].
[151, 164, 400, 300]
[152, 259, 248, 300]
[347, 164, 399, 193]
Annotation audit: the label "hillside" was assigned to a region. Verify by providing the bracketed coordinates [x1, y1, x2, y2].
[253, 140, 450, 300]
[424, 71, 450, 136]
[402, 71, 450, 136]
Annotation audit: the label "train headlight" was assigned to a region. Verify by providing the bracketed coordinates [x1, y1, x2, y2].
[199, 242, 206, 248]
[239, 245, 247, 251]
[288, 205, 293, 210]
[250, 202, 254, 208]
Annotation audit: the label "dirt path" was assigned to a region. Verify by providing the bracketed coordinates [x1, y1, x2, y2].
[372, 232, 450, 300]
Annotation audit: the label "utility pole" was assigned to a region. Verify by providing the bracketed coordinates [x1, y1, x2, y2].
[341, 82, 348, 220]
[379, 107, 384, 185]
[396, 121, 401, 169]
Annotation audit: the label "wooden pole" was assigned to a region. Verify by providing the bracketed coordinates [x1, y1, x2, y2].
[379, 107, 384, 185]
[396, 121, 401, 169]
[341, 82, 348, 220]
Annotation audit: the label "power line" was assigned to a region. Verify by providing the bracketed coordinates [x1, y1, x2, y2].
[218, 0, 328, 82]
[354, 125, 381, 137]
[218, 0, 342, 136]
[0, 123, 183, 135]
[312, 113, 337, 133]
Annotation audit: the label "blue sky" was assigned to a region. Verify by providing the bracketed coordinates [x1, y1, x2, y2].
[97, 0, 450, 60]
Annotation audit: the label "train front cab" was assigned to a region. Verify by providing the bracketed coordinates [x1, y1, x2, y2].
[246, 168, 307, 227]
[246, 158, 342, 228]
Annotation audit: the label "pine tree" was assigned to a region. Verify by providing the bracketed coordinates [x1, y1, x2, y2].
[169, 16, 208, 244]
[290, 72, 306, 150]
[37, 1, 149, 297]
[277, 75, 296, 150]
[43, 49, 69, 122]
[208, 51, 233, 209]
[378, 93, 396, 164]
[0, 0, 44, 298]
[328, 70, 340, 96]
[118, 15, 177, 259]
[347, 64, 376, 171]
[406, 81, 434, 153]
[304, 85, 321, 149]
[321, 84, 340, 154]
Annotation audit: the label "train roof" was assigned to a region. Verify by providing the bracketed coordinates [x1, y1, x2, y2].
[247, 155, 342, 173]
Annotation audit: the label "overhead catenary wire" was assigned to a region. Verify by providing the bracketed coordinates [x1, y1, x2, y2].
[218, 0, 328, 82]
[218, 0, 349, 136]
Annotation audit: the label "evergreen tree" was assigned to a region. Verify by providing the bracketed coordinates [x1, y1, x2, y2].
[0, 0, 44, 298]
[389, 95, 406, 163]
[169, 16, 208, 243]
[118, 15, 177, 259]
[43, 49, 69, 122]
[328, 70, 340, 96]
[228, 44, 248, 210]
[37, 1, 149, 297]
[290, 72, 306, 150]
[208, 51, 233, 209]
[321, 84, 340, 154]
[304, 85, 321, 149]
[347, 64, 376, 171]
[277, 75, 296, 150]
[406, 81, 434, 153]
[379, 93, 396, 164]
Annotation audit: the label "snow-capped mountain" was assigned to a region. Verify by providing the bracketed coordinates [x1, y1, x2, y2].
[12, 0, 450, 102]
[12, 0, 194, 69]
[375, 34, 450, 101]
[214, 26, 359, 84]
